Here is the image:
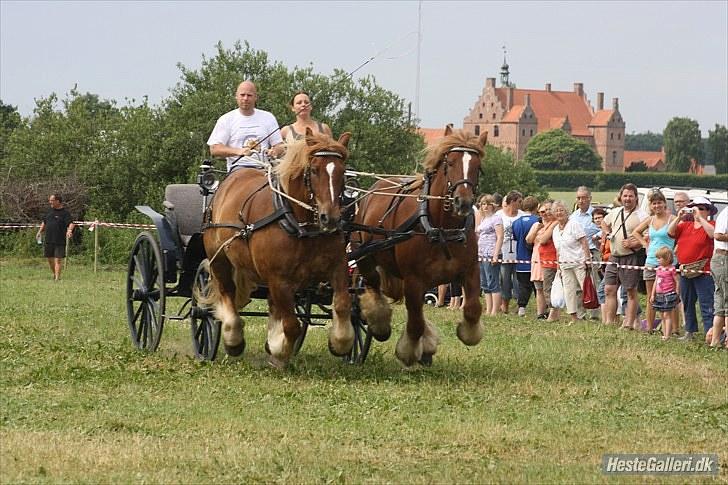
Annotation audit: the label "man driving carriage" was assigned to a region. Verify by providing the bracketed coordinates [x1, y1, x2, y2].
[207, 80, 286, 172]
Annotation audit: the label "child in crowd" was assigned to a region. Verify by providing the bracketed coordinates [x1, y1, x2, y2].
[650, 247, 679, 340]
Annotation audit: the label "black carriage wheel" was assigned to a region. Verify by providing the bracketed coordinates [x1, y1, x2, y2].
[293, 300, 310, 356]
[344, 293, 372, 364]
[126, 231, 165, 351]
[190, 259, 222, 361]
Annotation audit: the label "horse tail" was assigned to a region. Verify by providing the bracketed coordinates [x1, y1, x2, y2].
[378, 266, 404, 303]
[194, 259, 252, 311]
[194, 260, 221, 309]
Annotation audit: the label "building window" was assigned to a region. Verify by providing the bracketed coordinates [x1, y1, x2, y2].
[612, 151, 617, 164]
[610, 133, 614, 140]
[530, 129, 534, 136]
[479, 113, 483, 119]
[618, 133, 621, 140]
[494, 125, 499, 137]
[522, 129, 526, 136]
[474, 125, 480, 135]
[492, 113, 496, 120]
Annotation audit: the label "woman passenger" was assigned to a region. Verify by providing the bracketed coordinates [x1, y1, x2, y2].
[280, 91, 333, 143]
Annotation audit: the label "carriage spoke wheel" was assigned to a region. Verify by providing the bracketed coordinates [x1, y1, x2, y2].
[345, 293, 372, 364]
[293, 299, 311, 355]
[126, 231, 165, 351]
[190, 259, 221, 361]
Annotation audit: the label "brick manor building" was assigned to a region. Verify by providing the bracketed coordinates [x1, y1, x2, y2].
[462, 62, 627, 172]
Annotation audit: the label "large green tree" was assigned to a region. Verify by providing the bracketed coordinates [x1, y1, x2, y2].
[707, 123, 728, 174]
[0, 101, 23, 161]
[663, 117, 702, 172]
[479, 145, 546, 199]
[522, 129, 602, 171]
[624, 131, 663, 151]
[1, 42, 424, 220]
[162, 41, 423, 181]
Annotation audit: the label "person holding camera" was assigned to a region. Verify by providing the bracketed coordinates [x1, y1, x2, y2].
[667, 196, 716, 341]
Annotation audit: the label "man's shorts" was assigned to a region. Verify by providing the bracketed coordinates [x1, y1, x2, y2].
[604, 253, 641, 290]
[44, 243, 66, 258]
[643, 267, 656, 281]
[712, 253, 728, 317]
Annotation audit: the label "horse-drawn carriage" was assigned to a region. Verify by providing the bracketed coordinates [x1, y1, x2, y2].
[125, 127, 488, 368]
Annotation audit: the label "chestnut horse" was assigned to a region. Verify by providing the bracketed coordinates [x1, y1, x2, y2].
[352, 126, 487, 367]
[202, 130, 353, 367]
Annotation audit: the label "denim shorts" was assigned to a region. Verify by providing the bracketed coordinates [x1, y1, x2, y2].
[481, 260, 501, 294]
[652, 291, 678, 312]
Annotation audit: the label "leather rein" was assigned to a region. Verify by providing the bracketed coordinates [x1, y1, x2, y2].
[202, 150, 346, 240]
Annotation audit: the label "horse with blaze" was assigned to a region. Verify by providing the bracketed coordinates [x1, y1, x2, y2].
[353, 126, 487, 367]
[202, 130, 353, 367]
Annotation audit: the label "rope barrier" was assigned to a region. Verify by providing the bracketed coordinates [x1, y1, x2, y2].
[0, 221, 155, 231]
[480, 257, 712, 276]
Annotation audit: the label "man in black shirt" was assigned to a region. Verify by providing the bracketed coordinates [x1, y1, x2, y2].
[36, 194, 75, 281]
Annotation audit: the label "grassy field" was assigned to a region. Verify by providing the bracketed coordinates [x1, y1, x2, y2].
[1, 259, 726, 483]
[547, 191, 617, 207]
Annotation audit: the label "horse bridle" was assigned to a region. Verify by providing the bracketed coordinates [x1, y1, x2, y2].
[301, 150, 346, 225]
[437, 146, 482, 212]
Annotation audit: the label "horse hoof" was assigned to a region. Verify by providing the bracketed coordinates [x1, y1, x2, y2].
[224, 340, 246, 357]
[268, 355, 287, 370]
[327, 339, 351, 357]
[370, 327, 391, 342]
[419, 353, 433, 367]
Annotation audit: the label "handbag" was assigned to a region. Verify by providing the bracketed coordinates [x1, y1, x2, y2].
[679, 258, 708, 279]
[550, 271, 566, 309]
[582, 272, 600, 309]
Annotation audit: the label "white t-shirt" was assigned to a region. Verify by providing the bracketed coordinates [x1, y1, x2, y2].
[552, 219, 587, 269]
[496, 209, 525, 261]
[207, 108, 283, 171]
[714, 206, 728, 251]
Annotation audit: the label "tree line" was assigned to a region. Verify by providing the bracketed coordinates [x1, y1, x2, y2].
[1, 40, 723, 222]
[0, 41, 546, 221]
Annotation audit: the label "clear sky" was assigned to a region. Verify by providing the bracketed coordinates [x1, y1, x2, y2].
[1, 1, 726, 135]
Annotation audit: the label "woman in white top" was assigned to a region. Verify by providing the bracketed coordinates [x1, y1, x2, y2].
[551, 200, 592, 322]
[280, 91, 333, 144]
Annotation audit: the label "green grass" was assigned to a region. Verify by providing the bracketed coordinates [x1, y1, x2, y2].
[548, 191, 617, 207]
[1, 260, 726, 483]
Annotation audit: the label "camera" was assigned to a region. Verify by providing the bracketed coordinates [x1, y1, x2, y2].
[683, 208, 694, 213]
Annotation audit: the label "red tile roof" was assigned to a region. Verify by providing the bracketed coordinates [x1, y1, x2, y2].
[501, 105, 525, 123]
[623, 150, 664, 170]
[418, 128, 445, 147]
[589, 110, 614, 127]
[549, 117, 568, 129]
[495, 88, 593, 136]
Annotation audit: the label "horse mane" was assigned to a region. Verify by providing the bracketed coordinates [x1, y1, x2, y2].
[275, 132, 348, 192]
[421, 129, 484, 171]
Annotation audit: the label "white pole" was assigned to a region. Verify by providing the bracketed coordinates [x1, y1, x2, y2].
[415, 0, 422, 122]
[94, 224, 99, 274]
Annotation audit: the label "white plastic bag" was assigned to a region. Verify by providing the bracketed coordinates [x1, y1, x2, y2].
[550, 271, 566, 309]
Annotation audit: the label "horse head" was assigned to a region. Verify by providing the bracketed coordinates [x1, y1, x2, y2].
[425, 125, 488, 217]
[302, 129, 351, 232]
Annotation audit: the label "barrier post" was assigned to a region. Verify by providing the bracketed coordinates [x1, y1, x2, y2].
[94, 222, 99, 274]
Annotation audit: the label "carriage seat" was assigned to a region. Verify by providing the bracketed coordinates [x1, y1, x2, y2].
[164, 184, 205, 247]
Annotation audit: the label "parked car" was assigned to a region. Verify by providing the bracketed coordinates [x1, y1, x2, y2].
[637, 186, 727, 219]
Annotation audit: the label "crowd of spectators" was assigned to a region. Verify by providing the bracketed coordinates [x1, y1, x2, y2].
[471, 184, 727, 349]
